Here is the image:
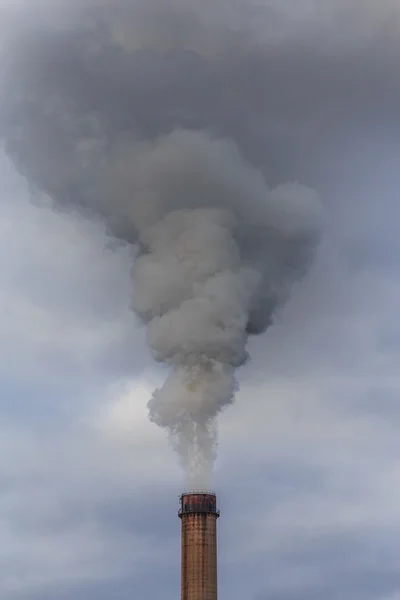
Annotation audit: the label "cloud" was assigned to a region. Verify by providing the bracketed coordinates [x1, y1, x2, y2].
[0, 419, 178, 598]
[0, 150, 149, 386]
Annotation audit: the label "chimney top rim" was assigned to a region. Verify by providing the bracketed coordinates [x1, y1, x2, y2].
[180, 489, 216, 497]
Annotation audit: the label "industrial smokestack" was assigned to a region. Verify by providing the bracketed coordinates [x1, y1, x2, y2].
[179, 490, 220, 600]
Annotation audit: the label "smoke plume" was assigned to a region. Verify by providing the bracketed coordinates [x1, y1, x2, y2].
[0, 0, 322, 488]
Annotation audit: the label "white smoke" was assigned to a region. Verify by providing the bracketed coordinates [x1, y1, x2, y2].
[135, 206, 260, 487]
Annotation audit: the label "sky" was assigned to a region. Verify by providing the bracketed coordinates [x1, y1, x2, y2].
[1, 1, 400, 599]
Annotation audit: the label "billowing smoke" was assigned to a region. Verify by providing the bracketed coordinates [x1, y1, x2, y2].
[0, 0, 322, 488]
[117, 130, 321, 486]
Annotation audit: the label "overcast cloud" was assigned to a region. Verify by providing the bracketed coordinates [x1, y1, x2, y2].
[1, 1, 400, 598]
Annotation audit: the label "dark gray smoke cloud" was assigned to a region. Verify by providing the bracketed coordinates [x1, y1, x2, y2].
[12, 0, 398, 486]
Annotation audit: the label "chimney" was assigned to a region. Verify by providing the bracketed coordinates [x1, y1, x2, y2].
[179, 490, 220, 600]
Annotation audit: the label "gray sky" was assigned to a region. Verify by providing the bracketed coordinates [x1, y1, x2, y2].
[1, 1, 400, 599]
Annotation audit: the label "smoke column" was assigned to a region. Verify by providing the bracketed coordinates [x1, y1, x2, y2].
[0, 0, 322, 488]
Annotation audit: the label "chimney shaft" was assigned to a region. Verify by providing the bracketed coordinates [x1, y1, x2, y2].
[179, 491, 220, 600]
